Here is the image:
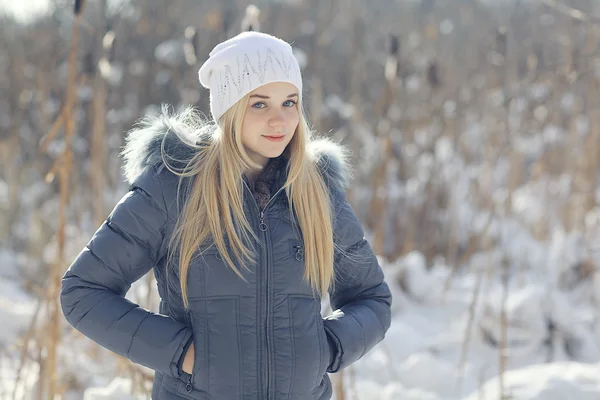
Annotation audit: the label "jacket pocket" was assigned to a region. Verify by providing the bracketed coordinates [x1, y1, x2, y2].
[178, 309, 209, 397]
[188, 296, 243, 398]
[192, 245, 253, 298]
[288, 295, 325, 389]
[316, 315, 329, 382]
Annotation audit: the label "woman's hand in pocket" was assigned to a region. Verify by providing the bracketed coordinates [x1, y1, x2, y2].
[182, 343, 195, 374]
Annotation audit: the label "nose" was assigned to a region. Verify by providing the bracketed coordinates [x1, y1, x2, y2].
[268, 109, 286, 129]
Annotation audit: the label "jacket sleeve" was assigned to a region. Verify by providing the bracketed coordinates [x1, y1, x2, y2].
[60, 165, 192, 378]
[323, 188, 392, 373]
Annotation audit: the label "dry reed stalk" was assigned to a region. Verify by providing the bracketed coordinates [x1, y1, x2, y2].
[454, 182, 500, 396]
[36, 338, 44, 400]
[348, 363, 356, 400]
[372, 136, 393, 256]
[445, 189, 460, 280]
[369, 34, 400, 256]
[332, 370, 345, 400]
[498, 257, 510, 400]
[90, 0, 108, 227]
[38, 107, 65, 154]
[11, 296, 43, 400]
[454, 264, 486, 396]
[45, 1, 85, 398]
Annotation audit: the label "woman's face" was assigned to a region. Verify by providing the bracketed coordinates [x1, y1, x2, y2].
[240, 81, 299, 169]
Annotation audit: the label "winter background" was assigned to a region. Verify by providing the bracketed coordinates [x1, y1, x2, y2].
[2, 0, 600, 399]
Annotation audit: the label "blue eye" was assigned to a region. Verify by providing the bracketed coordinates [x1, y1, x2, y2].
[252, 102, 266, 109]
[283, 100, 297, 107]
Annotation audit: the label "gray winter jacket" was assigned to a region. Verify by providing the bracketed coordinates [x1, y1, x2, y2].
[60, 110, 392, 400]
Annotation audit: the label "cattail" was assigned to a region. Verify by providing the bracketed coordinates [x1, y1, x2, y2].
[103, 31, 116, 62]
[427, 60, 441, 88]
[83, 51, 95, 75]
[384, 34, 400, 83]
[527, 52, 539, 74]
[495, 26, 507, 56]
[386, 33, 400, 57]
[241, 5, 261, 32]
[74, 0, 85, 15]
[184, 26, 198, 66]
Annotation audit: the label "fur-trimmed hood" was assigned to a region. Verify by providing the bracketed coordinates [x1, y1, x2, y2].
[120, 105, 352, 193]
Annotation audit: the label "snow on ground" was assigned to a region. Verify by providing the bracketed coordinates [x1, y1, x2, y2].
[82, 378, 145, 400]
[463, 362, 600, 400]
[0, 279, 38, 400]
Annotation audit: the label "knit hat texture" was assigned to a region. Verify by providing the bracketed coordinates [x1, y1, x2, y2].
[198, 31, 303, 121]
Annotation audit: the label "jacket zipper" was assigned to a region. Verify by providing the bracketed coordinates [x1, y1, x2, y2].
[185, 373, 193, 393]
[185, 310, 194, 393]
[183, 182, 284, 396]
[242, 180, 284, 400]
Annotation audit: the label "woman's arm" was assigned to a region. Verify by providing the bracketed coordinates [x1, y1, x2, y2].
[60, 165, 193, 378]
[323, 189, 393, 373]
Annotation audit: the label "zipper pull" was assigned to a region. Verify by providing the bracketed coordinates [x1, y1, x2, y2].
[294, 245, 304, 261]
[259, 211, 268, 231]
[185, 373, 193, 393]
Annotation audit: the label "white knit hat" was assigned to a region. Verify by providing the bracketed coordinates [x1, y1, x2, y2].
[198, 31, 303, 121]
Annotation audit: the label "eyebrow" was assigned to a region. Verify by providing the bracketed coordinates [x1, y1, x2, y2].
[249, 93, 298, 99]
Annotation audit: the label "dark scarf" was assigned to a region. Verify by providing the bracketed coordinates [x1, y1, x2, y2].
[247, 156, 287, 210]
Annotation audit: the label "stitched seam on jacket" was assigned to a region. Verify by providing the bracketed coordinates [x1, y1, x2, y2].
[236, 297, 243, 399]
[86, 246, 133, 294]
[126, 312, 151, 358]
[105, 302, 140, 331]
[348, 312, 367, 359]
[154, 372, 164, 399]
[315, 313, 326, 388]
[105, 220, 157, 263]
[131, 164, 169, 262]
[129, 186, 166, 219]
[73, 292, 128, 328]
[286, 297, 296, 400]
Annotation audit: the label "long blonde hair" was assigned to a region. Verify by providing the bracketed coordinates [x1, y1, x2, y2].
[163, 95, 335, 309]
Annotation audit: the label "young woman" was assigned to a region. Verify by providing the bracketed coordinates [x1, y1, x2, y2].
[60, 31, 392, 400]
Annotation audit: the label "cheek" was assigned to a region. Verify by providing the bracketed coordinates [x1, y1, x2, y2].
[288, 111, 300, 129]
[240, 118, 260, 144]
[239, 121, 250, 145]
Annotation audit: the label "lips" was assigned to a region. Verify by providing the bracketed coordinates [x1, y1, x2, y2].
[263, 134, 286, 142]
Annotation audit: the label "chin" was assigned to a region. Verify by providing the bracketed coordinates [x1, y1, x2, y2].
[260, 149, 285, 159]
